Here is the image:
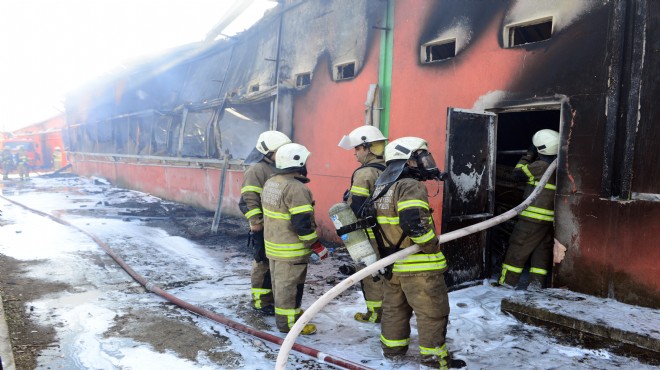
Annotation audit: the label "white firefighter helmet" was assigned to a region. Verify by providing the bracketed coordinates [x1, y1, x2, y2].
[384, 137, 428, 163]
[376, 137, 436, 186]
[275, 143, 311, 171]
[54, 146, 61, 150]
[338, 125, 387, 150]
[532, 129, 559, 156]
[244, 130, 291, 164]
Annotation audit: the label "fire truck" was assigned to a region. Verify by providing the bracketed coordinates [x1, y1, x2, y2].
[0, 137, 45, 168]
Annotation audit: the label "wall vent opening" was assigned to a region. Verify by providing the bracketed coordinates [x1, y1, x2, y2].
[422, 39, 456, 63]
[507, 18, 553, 47]
[335, 62, 355, 81]
[296, 73, 311, 87]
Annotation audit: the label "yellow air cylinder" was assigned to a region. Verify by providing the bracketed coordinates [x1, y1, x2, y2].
[328, 202, 377, 266]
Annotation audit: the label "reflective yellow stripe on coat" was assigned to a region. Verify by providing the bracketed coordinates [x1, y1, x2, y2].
[393, 251, 447, 273]
[517, 163, 556, 190]
[264, 240, 310, 259]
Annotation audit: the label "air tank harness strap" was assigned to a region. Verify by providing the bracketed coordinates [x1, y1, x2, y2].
[336, 216, 376, 236]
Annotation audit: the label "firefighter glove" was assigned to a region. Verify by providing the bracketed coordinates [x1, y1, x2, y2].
[249, 230, 267, 263]
[526, 145, 538, 160]
[311, 241, 329, 261]
[339, 264, 357, 275]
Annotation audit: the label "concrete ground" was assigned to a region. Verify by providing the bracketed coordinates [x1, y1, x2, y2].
[501, 288, 660, 366]
[0, 292, 16, 370]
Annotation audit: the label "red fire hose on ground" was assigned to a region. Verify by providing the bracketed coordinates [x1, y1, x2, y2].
[0, 194, 371, 370]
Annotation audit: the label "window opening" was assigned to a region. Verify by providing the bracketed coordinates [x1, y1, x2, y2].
[219, 101, 271, 159]
[423, 39, 456, 63]
[335, 62, 355, 81]
[507, 18, 553, 47]
[296, 73, 311, 87]
[181, 110, 213, 158]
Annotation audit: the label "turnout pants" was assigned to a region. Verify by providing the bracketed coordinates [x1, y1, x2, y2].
[251, 260, 273, 309]
[269, 259, 308, 332]
[250, 231, 273, 309]
[358, 243, 383, 322]
[380, 272, 450, 365]
[501, 219, 553, 287]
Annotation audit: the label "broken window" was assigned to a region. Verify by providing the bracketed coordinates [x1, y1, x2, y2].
[423, 39, 456, 63]
[81, 121, 98, 153]
[219, 101, 271, 159]
[208, 110, 222, 159]
[127, 117, 139, 155]
[112, 117, 129, 154]
[296, 73, 311, 87]
[506, 18, 553, 47]
[168, 116, 182, 157]
[72, 125, 82, 152]
[181, 110, 213, 158]
[96, 120, 113, 153]
[152, 115, 172, 156]
[335, 62, 355, 81]
[136, 115, 154, 155]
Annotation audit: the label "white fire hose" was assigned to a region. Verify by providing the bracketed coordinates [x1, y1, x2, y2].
[276, 159, 557, 369]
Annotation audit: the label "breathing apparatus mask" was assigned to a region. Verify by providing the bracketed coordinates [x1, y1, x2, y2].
[406, 150, 445, 181]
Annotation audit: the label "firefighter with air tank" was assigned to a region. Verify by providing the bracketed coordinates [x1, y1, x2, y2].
[370, 137, 466, 369]
[335, 125, 387, 323]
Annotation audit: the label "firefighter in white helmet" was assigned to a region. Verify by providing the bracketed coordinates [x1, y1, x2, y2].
[261, 142, 327, 335]
[53, 146, 63, 169]
[16, 146, 29, 180]
[499, 129, 559, 290]
[1, 148, 14, 180]
[337, 125, 387, 323]
[239, 130, 291, 316]
[371, 137, 465, 369]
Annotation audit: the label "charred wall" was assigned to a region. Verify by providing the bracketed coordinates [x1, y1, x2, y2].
[391, 0, 659, 306]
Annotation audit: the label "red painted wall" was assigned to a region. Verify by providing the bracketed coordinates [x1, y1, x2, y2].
[293, 47, 382, 241]
[71, 155, 245, 219]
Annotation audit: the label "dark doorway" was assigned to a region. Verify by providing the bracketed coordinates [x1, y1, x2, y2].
[490, 109, 560, 283]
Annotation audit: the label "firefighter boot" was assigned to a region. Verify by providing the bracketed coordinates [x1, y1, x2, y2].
[253, 304, 275, 316]
[421, 353, 466, 369]
[300, 323, 317, 335]
[354, 306, 382, 323]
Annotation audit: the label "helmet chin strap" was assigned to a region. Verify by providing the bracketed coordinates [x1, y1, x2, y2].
[428, 178, 441, 197]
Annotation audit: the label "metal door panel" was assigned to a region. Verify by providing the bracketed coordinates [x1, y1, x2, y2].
[442, 108, 496, 288]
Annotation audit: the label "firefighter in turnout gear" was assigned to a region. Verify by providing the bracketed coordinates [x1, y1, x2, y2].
[261, 143, 327, 335]
[53, 146, 63, 169]
[239, 131, 291, 316]
[372, 137, 465, 369]
[499, 129, 559, 290]
[2, 148, 14, 180]
[16, 146, 29, 180]
[338, 125, 387, 323]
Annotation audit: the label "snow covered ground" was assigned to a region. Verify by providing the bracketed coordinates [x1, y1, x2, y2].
[0, 175, 655, 369]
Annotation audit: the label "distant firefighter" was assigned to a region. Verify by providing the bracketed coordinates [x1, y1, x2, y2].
[53, 146, 63, 169]
[16, 146, 29, 180]
[1, 148, 14, 180]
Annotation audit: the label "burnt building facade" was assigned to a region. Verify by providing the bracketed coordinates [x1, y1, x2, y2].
[65, 0, 659, 308]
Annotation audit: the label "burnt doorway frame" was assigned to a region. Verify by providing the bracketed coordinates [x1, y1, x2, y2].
[489, 104, 563, 288]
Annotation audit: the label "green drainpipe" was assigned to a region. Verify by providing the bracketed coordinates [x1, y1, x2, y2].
[378, 0, 394, 137]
